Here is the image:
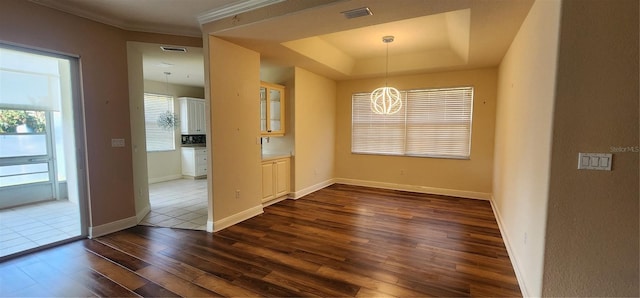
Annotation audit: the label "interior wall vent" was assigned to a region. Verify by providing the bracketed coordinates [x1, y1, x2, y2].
[341, 7, 373, 19]
[160, 46, 187, 53]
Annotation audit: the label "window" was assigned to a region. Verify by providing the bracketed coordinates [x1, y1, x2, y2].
[352, 87, 473, 159]
[144, 93, 175, 152]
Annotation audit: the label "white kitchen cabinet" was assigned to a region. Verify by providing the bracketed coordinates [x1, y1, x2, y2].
[179, 97, 206, 135]
[181, 147, 207, 178]
[261, 157, 290, 202]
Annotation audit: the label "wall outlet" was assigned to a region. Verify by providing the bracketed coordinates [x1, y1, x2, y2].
[235, 190, 240, 199]
[111, 138, 125, 147]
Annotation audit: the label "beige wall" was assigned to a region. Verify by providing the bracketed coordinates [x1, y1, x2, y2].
[0, 1, 135, 226]
[335, 68, 497, 198]
[293, 67, 337, 195]
[493, 0, 561, 296]
[144, 80, 204, 183]
[208, 36, 263, 228]
[127, 43, 150, 221]
[495, 0, 639, 296]
[542, 0, 639, 296]
[1, 1, 202, 230]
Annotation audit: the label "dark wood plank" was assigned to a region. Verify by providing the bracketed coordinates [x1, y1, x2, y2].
[0, 184, 521, 297]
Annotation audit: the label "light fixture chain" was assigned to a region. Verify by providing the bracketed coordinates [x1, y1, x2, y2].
[385, 41, 389, 86]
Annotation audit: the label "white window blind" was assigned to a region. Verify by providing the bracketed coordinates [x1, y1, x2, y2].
[0, 47, 67, 111]
[144, 93, 175, 152]
[352, 87, 473, 159]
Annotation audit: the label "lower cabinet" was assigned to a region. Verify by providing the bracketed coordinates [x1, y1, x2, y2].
[181, 147, 207, 178]
[261, 157, 290, 203]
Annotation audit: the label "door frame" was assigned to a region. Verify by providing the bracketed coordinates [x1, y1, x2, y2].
[0, 42, 90, 239]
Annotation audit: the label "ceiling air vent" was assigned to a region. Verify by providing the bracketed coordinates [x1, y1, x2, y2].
[160, 46, 187, 53]
[341, 7, 373, 19]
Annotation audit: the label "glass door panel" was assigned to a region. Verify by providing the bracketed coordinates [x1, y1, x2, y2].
[269, 88, 281, 131]
[0, 109, 54, 208]
[0, 44, 86, 258]
[260, 87, 267, 132]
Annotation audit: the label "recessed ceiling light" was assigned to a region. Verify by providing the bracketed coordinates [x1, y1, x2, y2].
[341, 7, 373, 19]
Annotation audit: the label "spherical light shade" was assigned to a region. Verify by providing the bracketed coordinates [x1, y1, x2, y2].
[370, 86, 402, 115]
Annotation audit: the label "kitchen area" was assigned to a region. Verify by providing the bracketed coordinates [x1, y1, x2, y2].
[259, 81, 293, 206]
[141, 82, 209, 231]
[132, 41, 297, 231]
[141, 76, 295, 230]
[134, 42, 210, 230]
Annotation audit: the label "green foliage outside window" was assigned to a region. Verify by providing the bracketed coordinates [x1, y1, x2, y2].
[0, 109, 46, 133]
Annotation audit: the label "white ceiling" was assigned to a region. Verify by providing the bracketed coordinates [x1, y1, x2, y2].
[31, 0, 247, 37]
[216, 0, 535, 81]
[30, 0, 535, 87]
[132, 42, 205, 87]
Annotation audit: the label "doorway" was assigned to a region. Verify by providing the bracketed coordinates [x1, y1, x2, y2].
[0, 44, 87, 258]
[127, 42, 208, 231]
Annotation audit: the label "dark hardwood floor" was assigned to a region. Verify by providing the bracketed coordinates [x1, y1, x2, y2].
[0, 184, 521, 297]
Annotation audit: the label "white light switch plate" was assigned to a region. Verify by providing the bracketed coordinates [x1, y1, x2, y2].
[578, 153, 612, 171]
[111, 138, 125, 147]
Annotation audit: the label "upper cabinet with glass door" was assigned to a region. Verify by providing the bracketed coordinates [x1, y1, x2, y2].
[260, 82, 285, 136]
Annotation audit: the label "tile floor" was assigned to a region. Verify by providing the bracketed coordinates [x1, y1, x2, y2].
[0, 200, 81, 258]
[139, 178, 208, 231]
[0, 179, 207, 258]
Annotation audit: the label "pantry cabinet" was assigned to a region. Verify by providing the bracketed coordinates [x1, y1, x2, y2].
[261, 157, 290, 202]
[260, 82, 285, 136]
[179, 97, 206, 135]
[181, 147, 207, 178]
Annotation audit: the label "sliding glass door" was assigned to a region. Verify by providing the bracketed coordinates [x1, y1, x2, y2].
[0, 43, 87, 257]
[0, 109, 57, 207]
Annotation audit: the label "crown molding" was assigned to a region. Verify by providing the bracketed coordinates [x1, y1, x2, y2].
[30, 0, 203, 37]
[197, 0, 285, 25]
[30, 0, 129, 30]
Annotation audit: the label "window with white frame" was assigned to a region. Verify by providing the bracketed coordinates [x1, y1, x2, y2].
[144, 93, 175, 152]
[351, 87, 474, 159]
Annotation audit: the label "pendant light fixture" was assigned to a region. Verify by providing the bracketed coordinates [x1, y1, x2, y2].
[157, 71, 180, 130]
[371, 35, 402, 115]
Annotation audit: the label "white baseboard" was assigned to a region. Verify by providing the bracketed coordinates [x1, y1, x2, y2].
[148, 174, 182, 184]
[263, 195, 290, 207]
[489, 196, 529, 297]
[211, 205, 264, 232]
[292, 179, 335, 199]
[334, 178, 491, 200]
[89, 215, 137, 238]
[136, 203, 150, 224]
[206, 220, 214, 233]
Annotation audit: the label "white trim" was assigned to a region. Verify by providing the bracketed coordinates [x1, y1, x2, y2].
[136, 203, 151, 224]
[292, 179, 336, 199]
[206, 220, 214, 233]
[262, 195, 290, 207]
[88, 216, 137, 238]
[211, 205, 264, 232]
[148, 174, 182, 184]
[489, 195, 529, 297]
[334, 178, 491, 200]
[197, 0, 286, 24]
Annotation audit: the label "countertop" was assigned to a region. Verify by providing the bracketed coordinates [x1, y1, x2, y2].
[181, 144, 207, 148]
[261, 153, 291, 162]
